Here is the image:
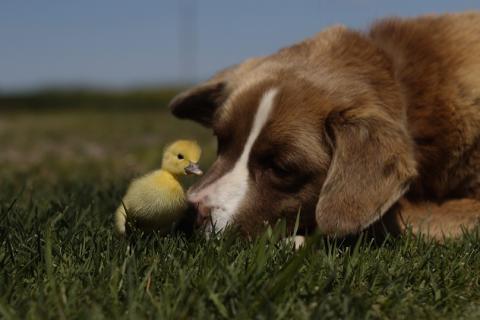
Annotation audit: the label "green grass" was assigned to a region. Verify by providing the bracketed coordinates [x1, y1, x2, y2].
[0, 88, 181, 111]
[1, 99, 480, 319]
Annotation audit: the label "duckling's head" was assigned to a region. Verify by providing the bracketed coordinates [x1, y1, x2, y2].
[162, 140, 203, 176]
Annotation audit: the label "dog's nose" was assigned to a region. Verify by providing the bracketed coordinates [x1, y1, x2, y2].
[187, 192, 211, 226]
[196, 201, 211, 226]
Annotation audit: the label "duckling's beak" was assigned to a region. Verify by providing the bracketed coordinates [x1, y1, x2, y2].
[185, 162, 203, 176]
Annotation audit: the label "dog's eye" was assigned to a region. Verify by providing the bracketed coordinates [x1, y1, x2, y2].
[260, 156, 290, 178]
[270, 161, 290, 177]
[177, 154, 184, 160]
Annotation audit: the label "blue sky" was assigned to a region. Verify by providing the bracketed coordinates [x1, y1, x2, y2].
[0, 1, 478, 91]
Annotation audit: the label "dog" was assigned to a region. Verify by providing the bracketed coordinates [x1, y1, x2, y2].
[169, 12, 480, 240]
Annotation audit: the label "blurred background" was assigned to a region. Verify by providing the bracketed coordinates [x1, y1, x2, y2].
[1, 0, 478, 182]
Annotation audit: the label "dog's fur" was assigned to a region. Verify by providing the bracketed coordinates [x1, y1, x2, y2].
[170, 12, 480, 240]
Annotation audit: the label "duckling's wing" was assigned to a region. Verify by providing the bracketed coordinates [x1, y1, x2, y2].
[123, 172, 187, 228]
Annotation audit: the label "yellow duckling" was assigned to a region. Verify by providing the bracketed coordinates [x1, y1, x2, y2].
[114, 140, 202, 236]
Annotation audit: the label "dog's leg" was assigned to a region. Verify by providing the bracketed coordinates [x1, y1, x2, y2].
[390, 198, 480, 240]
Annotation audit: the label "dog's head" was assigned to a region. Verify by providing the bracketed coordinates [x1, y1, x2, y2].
[170, 27, 417, 237]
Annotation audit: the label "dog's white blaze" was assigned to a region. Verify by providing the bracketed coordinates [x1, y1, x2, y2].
[203, 88, 278, 233]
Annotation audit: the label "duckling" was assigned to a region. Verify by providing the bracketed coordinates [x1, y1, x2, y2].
[114, 140, 202, 236]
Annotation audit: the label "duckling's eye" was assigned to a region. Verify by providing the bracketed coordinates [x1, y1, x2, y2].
[177, 154, 184, 160]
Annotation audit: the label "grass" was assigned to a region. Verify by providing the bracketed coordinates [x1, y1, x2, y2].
[1, 93, 480, 319]
[0, 88, 181, 111]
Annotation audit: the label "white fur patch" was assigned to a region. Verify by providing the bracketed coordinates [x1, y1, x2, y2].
[194, 88, 278, 233]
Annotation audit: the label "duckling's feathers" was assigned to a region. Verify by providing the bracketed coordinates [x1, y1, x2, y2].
[121, 169, 187, 229]
[165, 140, 202, 163]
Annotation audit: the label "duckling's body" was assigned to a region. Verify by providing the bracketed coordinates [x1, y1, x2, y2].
[115, 170, 186, 234]
[114, 140, 202, 236]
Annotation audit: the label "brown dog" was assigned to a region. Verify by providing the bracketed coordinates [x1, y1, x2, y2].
[170, 12, 480, 240]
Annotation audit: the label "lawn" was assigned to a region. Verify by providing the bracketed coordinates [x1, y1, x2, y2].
[1, 92, 480, 319]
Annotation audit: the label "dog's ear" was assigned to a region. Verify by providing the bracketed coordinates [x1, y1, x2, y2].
[169, 67, 237, 127]
[169, 81, 227, 127]
[316, 107, 417, 237]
